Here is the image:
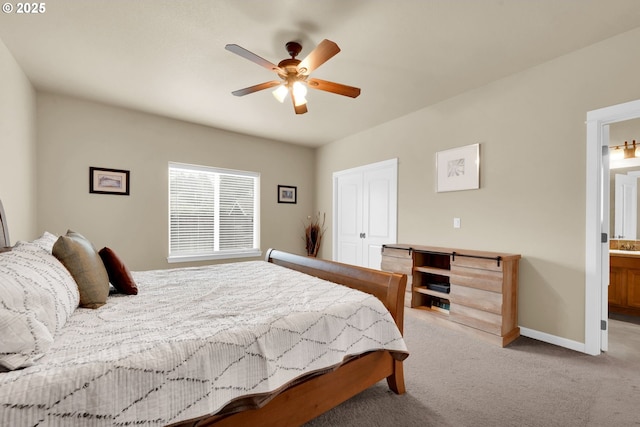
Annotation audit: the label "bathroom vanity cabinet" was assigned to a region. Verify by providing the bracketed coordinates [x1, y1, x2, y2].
[609, 251, 640, 317]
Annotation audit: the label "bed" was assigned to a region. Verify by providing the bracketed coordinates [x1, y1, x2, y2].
[0, 207, 408, 426]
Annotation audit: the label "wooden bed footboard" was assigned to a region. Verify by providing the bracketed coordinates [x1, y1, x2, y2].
[175, 249, 408, 427]
[265, 248, 407, 333]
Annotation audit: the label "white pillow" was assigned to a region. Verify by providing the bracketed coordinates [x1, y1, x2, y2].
[0, 246, 80, 370]
[12, 231, 59, 254]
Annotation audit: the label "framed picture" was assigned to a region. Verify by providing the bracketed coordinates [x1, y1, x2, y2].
[277, 185, 297, 204]
[436, 143, 480, 192]
[89, 167, 130, 195]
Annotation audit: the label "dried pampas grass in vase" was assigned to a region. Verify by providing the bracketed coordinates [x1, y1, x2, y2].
[304, 212, 326, 257]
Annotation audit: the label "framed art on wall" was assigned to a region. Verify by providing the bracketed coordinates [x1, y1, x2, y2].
[277, 185, 297, 204]
[436, 143, 480, 192]
[89, 167, 130, 195]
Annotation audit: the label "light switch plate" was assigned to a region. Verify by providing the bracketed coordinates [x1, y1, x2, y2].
[453, 217, 461, 228]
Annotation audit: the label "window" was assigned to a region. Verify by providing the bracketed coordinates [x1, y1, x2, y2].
[168, 162, 260, 262]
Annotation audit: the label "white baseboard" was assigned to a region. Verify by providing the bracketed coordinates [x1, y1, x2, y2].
[519, 326, 587, 354]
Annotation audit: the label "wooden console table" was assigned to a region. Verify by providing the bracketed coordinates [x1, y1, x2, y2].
[382, 244, 521, 347]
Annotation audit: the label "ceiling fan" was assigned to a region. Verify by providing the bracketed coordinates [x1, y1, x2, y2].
[225, 39, 361, 114]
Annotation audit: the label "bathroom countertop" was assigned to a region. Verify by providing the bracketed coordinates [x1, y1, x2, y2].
[610, 249, 640, 258]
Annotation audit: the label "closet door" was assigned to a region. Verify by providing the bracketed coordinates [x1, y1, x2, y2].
[335, 171, 363, 266]
[333, 159, 397, 269]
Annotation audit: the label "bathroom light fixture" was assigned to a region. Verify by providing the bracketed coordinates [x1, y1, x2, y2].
[623, 140, 637, 159]
[610, 140, 640, 169]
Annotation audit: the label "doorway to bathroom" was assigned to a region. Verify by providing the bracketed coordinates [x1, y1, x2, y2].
[586, 99, 640, 356]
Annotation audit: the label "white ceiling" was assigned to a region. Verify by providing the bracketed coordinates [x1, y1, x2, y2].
[1, 0, 640, 147]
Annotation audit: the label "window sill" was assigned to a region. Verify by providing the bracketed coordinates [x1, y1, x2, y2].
[167, 249, 263, 264]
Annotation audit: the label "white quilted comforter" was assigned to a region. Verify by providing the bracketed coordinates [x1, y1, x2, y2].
[0, 260, 407, 426]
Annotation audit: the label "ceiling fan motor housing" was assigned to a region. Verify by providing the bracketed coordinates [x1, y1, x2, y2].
[285, 41, 302, 58]
[277, 58, 304, 79]
[279, 41, 306, 77]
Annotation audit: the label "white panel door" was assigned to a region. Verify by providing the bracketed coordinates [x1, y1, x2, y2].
[335, 172, 363, 266]
[333, 159, 397, 269]
[362, 166, 397, 269]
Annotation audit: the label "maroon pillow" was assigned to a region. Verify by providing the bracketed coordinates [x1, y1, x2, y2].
[98, 247, 138, 295]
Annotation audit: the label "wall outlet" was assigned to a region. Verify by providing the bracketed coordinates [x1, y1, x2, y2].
[453, 217, 461, 229]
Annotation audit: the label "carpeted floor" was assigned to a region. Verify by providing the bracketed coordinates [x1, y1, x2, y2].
[305, 308, 640, 427]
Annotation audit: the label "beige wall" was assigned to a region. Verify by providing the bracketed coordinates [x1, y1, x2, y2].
[36, 93, 315, 270]
[5, 25, 640, 346]
[0, 39, 37, 242]
[316, 27, 640, 343]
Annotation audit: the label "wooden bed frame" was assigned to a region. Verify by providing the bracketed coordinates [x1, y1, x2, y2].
[173, 248, 407, 427]
[0, 199, 9, 249]
[0, 195, 406, 427]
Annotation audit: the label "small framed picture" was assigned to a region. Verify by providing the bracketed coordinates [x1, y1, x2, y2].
[277, 185, 297, 204]
[436, 143, 480, 192]
[90, 167, 130, 195]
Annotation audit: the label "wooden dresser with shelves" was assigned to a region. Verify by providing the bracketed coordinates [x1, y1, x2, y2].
[381, 244, 521, 347]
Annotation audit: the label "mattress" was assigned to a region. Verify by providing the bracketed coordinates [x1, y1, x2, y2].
[0, 260, 407, 426]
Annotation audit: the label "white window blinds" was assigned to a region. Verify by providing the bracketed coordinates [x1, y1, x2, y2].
[168, 162, 260, 262]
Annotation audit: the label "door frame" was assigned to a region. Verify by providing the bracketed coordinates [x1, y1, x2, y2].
[332, 158, 398, 266]
[585, 98, 640, 355]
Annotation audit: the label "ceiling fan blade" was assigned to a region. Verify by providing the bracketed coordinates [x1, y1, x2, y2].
[298, 39, 341, 75]
[231, 81, 281, 97]
[225, 44, 283, 74]
[294, 102, 308, 114]
[307, 78, 361, 98]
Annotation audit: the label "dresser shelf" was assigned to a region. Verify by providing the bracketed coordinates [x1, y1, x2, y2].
[414, 286, 450, 299]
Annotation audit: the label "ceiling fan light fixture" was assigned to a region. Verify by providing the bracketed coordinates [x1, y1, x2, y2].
[292, 81, 308, 106]
[273, 85, 288, 103]
[292, 81, 307, 97]
[293, 94, 307, 107]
